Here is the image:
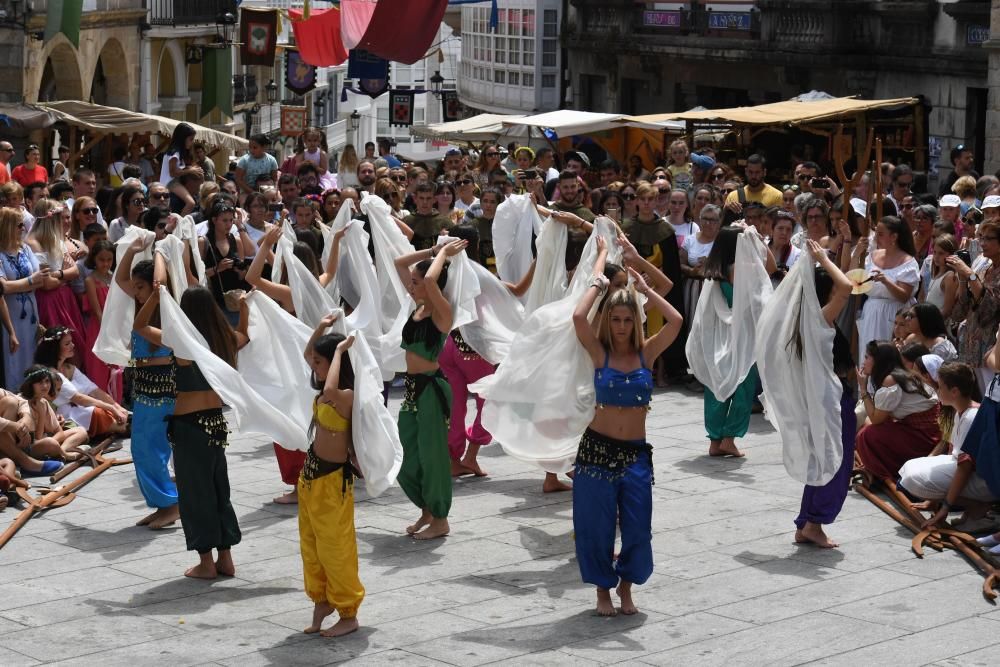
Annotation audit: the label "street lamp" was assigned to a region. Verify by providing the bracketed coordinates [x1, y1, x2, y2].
[313, 95, 326, 125]
[429, 70, 445, 99]
[265, 79, 279, 138]
[349, 110, 360, 132]
[215, 11, 237, 45]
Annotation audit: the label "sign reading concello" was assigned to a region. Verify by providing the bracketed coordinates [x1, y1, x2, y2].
[642, 10, 681, 28]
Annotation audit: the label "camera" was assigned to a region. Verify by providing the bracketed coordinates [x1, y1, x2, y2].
[267, 203, 283, 213]
[810, 177, 831, 189]
[523, 168, 539, 180]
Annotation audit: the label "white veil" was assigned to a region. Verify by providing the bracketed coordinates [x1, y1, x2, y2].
[93, 227, 156, 366]
[492, 193, 542, 284]
[172, 215, 205, 285]
[471, 217, 621, 473]
[756, 257, 844, 485]
[686, 227, 773, 401]
[158, 286, 309, 448]
[523, 216, 569, 314]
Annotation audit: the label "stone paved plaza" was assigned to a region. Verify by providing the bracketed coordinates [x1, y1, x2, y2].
[2, 386, 999, 666]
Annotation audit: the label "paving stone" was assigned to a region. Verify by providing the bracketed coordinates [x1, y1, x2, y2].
[814, 617, 1000, 666]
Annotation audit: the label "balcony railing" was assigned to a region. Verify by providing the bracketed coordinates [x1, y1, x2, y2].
[148, 0, 237, 27]
[233, 73, 258, 106]
[634, 7, 761, 39]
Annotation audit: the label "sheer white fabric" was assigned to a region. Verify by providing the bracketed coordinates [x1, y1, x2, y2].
[323, 200, 360, 307]
[158, 286, 308, 448]
[435, 234, 481, 332]
[493, 193, 541, 284]
[272, 230, 337, 330]
[347, 329, 404, 497]
[154, 235, 189, 302]
[523, 217, 568, 314]
[756, 256, 843, 486]
[93, 227, 156, 366]
[173, 215, 205, 285]
[457, 260, 525, 364]
[238, 290, 315, 449]
[471, 217, 622, 473]
[686, 227, 773, 401]
[362, 194, 414, 376]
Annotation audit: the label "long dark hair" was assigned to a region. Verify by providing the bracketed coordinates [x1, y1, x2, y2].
[309, 333, 355, 391]
[19, 364, 56, 400]
[33, 327, 72, 370]
[867, 340, 930, 397]
[447, 225, 479, 263]
[415, 258, 448, 291]
[169, 122, 196, 164]
[786, 267, 854, 383]
[292, 241, 319, 277]
[911, 302, 949, 340]
[180, 286, 238, 369]
[702, 226, 740, 282]
[880, 215, 917, 257]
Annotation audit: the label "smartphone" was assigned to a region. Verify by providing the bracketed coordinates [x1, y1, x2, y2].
[267, 203, 283, 212]
[810, 177, 831, 189]
[605, 206, 620, 222]
[955, 249, 972, 268]
[523, 169, 539, 180]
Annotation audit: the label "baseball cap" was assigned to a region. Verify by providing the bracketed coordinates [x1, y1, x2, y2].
[982, 195, 1000, 209]
[445, 148, 462, 157]
[690, 153, 716, 171]
[564, 150, 590, 168]
[939, 194, 961, 208]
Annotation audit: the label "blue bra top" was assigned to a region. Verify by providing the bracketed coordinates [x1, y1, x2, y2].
[594, 351, 653, 408]
[131, 331, 173, 360]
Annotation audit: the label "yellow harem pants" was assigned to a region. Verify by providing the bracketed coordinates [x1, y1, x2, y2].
[297, 468, 365, 618]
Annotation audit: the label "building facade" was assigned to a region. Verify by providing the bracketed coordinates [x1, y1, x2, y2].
[458, 0, 563, 114]
[565, 0, 991, 180]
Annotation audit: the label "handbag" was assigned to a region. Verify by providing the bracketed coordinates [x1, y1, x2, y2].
[206, 236, 244, 313]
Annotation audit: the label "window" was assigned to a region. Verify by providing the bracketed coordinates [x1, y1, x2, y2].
[495, 37, 506, 64]
[509, 9, 520, 35]
[523, 9, 535, 36]
[509, 44, 520, 65]
[523, 39, 534, 67]
[494, 70, 505, 84]
[497, 8, 506, 34]
[509, 72, 519, 86]
[543, 9, 558, 37]
[377, 107, 389, 136]
[542, 74, 556, 88]
[523, 73, 533, 87]
[543, 40, 557, 67]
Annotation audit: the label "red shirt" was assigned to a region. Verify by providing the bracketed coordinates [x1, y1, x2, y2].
[11, 163, 48, 187]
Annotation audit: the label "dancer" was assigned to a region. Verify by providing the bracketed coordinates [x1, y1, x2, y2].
[299, 318, 363, 637]
[116, 240, 179, 530]
[572, 236, 683, 616]
[393, 238, 467, 540]
[136, 284, 247, 578]
[787, 241, 856, 548]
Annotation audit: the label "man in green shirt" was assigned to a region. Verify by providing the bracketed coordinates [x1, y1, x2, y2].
[404, 182, 454, 250]
[550, 170, 594, 271]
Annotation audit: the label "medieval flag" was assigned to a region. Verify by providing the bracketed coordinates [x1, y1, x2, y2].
[240, 8, 278, 67]
[44, 0, 83, 47]
[285, 51, 317, 97]
[442, 91, 461, 122]
[390, 91, 415, 127]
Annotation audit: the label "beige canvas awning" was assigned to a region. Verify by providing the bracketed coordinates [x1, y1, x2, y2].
[623, 97, 921, 128]
[37, 101, 249, 152]
[410, 113, 528, 143]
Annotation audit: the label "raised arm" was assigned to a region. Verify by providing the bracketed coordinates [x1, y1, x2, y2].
[619, 232, 672, 296]
[318, 226, 346, 288]
[425, 239, 466, 334]
[304, 312, 340, 364]
[806, 239, 853, 326]
[394, 244, 439, 295]
[503, 259, 536, 297]
[133, 281, 163, 347]
[633, 267, 683, 364]
[115, 236, 150, 298]
[573, 237, 608, 367]
[322, 335, 355, 419]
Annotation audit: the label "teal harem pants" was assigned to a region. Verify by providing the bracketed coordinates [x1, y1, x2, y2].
[704, 366, 759, 441]
[167, 408, 241, 554]
[573, 428, 654, 589]
[396, 370, 453, 519]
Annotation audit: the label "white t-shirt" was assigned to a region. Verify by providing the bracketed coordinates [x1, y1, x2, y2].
[54, 368, 100, 431]
[108, 217, 131, 244]
[454, 197, 480, 214]
[670, 220, 700, 248]
[159, 151, 183, 184]
[951, 405, 980, 457]
[682, 234, 714, 266]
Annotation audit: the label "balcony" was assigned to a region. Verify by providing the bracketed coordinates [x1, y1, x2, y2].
[148, 0, 237, 27]
[233, 73, 258, 107]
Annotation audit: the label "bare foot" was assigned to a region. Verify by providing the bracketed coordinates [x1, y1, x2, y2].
[135, 509, 159, 527]
[616, 582, 638, 615]
[451, 460, 474, 477]
[795, 523, 839, 549]
[543, 472, 572, 493]
[304, 602, 335, 633]
[709, 438, 745, 458]
[0, 495, 7, 511]
[460, 456, 487, 477]
[413, 518, 449, 540]
[911, 500, 935, 512]
[273, 489, 298, 505]
[184, 562, 218, 579]
[595, 588, 617, 617]
[149, 505, 180, 530]
[320, 616, 359, 638]
[406, 509, 432, 535]
[215, 549, 236, 577]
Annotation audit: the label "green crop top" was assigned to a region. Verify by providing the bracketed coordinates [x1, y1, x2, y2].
[175, 361, 212, 392]
[401, 313, 446, 361]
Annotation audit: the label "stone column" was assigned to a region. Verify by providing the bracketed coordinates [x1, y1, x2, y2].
[984, 0, 1000, 174]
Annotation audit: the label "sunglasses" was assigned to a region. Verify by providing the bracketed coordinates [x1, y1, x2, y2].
[81, 207, 99, 215]
[711, 173, 726, 180]
[622, 193, 636, 201]
[657, 188, 671, 195]
[130, 198, 146, 206]
[456, 179, 474, 186]
[484, 152, 499, 158]
[150, 193, 169, 200]
[392, 176, 407, 183]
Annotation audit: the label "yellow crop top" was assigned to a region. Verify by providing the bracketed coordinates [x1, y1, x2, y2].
[313, 398, 350, 433]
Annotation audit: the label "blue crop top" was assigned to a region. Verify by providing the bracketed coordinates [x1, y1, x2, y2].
[131, 331, 173, 360]
[594, 351, 653, 408]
